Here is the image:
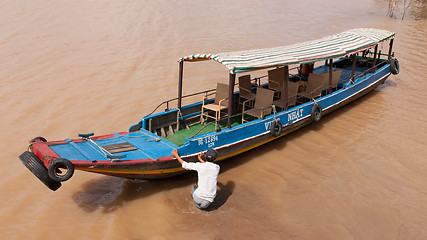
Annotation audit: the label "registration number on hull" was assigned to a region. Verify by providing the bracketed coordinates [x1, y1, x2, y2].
[197, 135, 219, 148]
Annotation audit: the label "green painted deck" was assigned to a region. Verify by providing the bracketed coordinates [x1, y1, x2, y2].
[165, 117, 241, 146]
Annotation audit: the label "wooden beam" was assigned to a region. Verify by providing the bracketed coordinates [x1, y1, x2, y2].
[227, 73, 236, 129]
[281, 66, 289, 111]
[373, 44, 378, 68]
[351, 54, 356, 83]
[178, 60, 184, 110]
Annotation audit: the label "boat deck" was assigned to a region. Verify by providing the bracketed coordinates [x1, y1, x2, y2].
[165, 116, 241, 146]
[49, 131, 177, 161]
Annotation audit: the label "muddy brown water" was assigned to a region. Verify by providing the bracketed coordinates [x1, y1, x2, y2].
[1, 0, 426, 239]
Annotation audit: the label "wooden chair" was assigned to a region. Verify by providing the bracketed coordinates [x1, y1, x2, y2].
[306, 72, 328, 99]
[273, 81, 299, 109]
[242, 88, 274, 123]
[268, 67, 285, 98]
[238, 74, 256, 109]
[201, 83, 229, 129]
[320, 69, 342, 93]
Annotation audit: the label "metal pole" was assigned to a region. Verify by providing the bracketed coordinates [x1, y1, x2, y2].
[351, 54, 356, 82]
[178, 60, 184, 110]
[373, 44, 378, 68]
[388, 38, 394, 62]
[329, 59, 333, 94]
[282, 66, 289, 111]
[227, 73, 236, 129]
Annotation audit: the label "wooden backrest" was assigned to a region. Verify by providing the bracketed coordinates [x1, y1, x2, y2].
[238, 75, 252, 99]
[215, 83, 229, 105]
[331, 70, 342, 88]
[268, 67, 285, 91]
[288, 81, 299, 106]
[307, 73, 328, 93]
[254, 87, 274, 116]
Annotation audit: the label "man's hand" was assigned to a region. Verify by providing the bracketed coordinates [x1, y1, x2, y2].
[198, 152, 206, 163]
[172, 149, 184, 165]
[172, 149, 179, 158]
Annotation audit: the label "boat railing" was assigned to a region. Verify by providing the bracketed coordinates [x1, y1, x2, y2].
[144, 64, 302, 118]
[145, 65, 330, 119]
[297, 60, 387, 100]
[348, 61, 387, 85]
[145, 75, 267, 118]
[144, 88, 217, 117]
[188, 121, 216, 139]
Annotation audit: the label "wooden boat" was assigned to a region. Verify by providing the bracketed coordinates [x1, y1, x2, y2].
[19, 28, 400, 191]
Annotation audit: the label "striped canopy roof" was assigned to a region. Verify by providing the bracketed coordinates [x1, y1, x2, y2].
[180, 28, 394, 73]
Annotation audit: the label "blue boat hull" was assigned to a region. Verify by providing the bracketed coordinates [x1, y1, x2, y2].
[25, 64, 391, 181]
[78, 63, 390, 180]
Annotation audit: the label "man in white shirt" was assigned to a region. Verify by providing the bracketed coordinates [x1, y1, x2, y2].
[172, 148, 220, 210]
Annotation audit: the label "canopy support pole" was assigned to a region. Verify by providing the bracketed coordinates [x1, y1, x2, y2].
[351, 54, 356, 83]
[328, 59, 333, 94]
[178, 60, 184, 110]
[373, 44, 378, 70]
[281, 66, 289, 111]
[227, 73, 236, 129]
[388, 38, 394, 62]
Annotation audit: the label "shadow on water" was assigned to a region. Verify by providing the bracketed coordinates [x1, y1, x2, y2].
[72, 87, 385, 213]
[72, 173, 195, 213]
[72, 172, 235, 213]
[204, 181, 235, 212]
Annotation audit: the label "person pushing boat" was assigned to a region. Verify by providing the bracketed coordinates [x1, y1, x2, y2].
[172, 149, 220, 210]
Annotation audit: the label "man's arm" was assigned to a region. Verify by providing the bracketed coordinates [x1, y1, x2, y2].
[172, 149, 184, 165]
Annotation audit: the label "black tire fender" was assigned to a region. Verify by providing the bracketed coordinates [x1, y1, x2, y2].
[19, 151, 61, 191]
[48, 158, 74, 182]
[270, 120, 283, 137]
[390, 58, 400, 75]
[311, 103, 322, 122]
[30, 136, 47, 143]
